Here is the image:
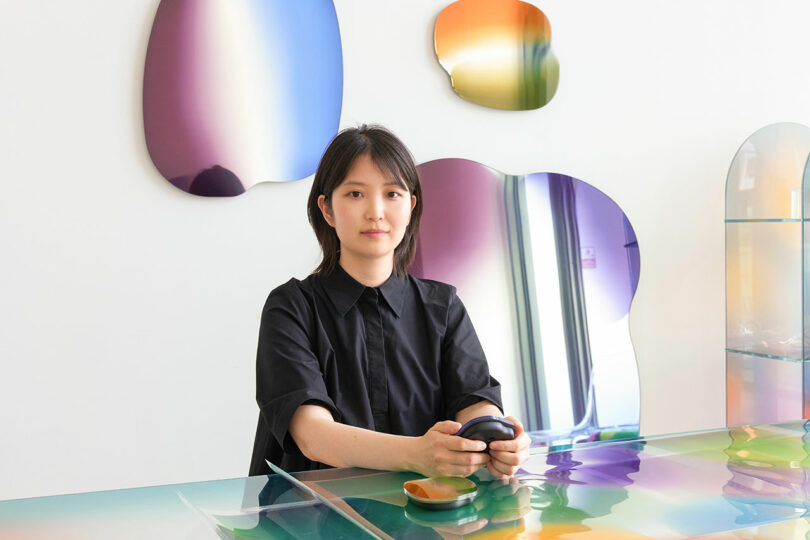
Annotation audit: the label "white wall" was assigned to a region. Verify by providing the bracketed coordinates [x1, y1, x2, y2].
[3, 0, 810, 501]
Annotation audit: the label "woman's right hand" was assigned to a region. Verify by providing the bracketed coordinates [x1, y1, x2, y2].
[410, 420, 490, 477]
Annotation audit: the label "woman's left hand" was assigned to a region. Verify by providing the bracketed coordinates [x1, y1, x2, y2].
[486, 416, 531, 478]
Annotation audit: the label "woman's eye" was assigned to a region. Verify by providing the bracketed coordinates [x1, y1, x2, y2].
[348, 191, 362, 198]
[388, 192, 402, 198]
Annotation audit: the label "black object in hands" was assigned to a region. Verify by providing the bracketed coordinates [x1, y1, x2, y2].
[456, 416, 516, 451]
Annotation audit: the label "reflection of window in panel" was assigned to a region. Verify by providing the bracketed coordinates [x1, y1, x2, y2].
[505, 175, 548, 431]
[521, 174, 576, 430]
[548, 176, 593, 429]
[512, 173, 640, 436]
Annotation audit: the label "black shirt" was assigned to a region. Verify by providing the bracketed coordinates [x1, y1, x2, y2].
[248, 266, 503, 475]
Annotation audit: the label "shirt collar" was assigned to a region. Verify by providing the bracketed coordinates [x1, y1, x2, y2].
[321, 265, 406, 318]
[377, 270, 406, 318]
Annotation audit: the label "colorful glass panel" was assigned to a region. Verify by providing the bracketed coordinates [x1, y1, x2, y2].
[143, 0, 342, 196]
[434, 0, 559, 110]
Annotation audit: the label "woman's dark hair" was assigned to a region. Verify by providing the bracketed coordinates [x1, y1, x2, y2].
[307, 124, 423, 277]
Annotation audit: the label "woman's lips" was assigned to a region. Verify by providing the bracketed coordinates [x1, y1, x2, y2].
[362, 230, 388, 237]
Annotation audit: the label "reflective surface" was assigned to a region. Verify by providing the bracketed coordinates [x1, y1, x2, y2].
[434, 0, 559, 110]
[412, 159, 640, 446]
[143, 0, 342, 196]
[7, 422, 810, 538]
[725, 123, 810, 425]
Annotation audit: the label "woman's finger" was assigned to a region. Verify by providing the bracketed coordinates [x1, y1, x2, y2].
[439, 448, 490, 467]
[489, 439, 519, 452]
[489, 449, 522, 466]
[448, 435, 488, 452]
[490, 431, 530, 452]
[487, 460, 510, 478]
[491, 460, 519, 477]
[431, 420, 462, 435]
[505, 416, 525, 435]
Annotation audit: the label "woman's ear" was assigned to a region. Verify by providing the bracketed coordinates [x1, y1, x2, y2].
[411, 195, 417, 212]
[318, 194, 335, 227]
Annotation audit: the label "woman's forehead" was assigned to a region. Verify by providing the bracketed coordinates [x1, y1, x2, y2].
[339, 154, 406, 188]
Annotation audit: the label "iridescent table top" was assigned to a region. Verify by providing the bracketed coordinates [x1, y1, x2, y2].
[3, 421, 810, 539]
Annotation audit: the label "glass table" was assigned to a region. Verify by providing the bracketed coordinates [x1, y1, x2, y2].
[4, 421, 810, 539]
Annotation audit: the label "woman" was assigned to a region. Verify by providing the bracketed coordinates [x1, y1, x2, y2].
[249, 125, 530, 478]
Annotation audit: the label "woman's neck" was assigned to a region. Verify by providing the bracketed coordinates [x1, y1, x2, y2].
[338, 254, 393, 288]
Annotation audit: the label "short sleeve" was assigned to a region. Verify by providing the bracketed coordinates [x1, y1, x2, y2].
[256, 282, 339, 452]
[440, 288, 503, 419]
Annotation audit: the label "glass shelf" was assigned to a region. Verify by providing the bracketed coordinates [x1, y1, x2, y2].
[725, 218, 804, 223]
[725, 122, 810, 426]
[724, 348, 805, 363]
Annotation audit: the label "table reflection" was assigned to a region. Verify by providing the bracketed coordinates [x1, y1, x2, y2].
[7, 424, 810, 538]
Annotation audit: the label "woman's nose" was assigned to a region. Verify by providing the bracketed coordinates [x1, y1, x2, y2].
[366, 197, 384, 221]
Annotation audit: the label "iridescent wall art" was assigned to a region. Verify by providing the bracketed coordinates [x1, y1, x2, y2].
[412, 159, 640, 447]
[725, 122, 810, 426]
[143, 0, 343, 196]
[434, 0, 559, 111]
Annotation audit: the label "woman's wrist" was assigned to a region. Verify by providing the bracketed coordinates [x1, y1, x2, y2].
[400, 434, 425, 475]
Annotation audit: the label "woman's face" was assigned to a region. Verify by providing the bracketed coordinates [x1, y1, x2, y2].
[318, 153, 417, 268]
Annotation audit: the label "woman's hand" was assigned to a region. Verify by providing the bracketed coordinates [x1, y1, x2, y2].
[411, 420, 490, 477]
[486, 416, 531, 478]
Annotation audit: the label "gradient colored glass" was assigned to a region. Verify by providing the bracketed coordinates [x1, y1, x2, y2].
[725, 123, 810, 426]
[727, 351, 803, 426]
[412, 159, 640, 446]
[726, 123, 810, 220]
[8, 422, 810, 538]
[143, 0, 342, 196]
[434, 0, 559, 111]
[726, 221, 802, 359]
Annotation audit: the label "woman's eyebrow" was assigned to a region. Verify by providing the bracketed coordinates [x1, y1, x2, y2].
[340, 180, 405, 188]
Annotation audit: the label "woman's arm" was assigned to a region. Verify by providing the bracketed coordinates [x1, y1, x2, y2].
[455, 400, 503, 425]
[289, 404, 490, 477]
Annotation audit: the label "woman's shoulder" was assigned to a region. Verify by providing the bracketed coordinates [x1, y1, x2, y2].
[263, 275, 319, 311]
[405, 274, 459, 303]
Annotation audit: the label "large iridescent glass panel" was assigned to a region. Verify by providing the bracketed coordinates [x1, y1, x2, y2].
[413, 159, 640, 445]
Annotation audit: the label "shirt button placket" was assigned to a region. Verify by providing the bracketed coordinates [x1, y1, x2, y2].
[359, 287, 389, 432]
